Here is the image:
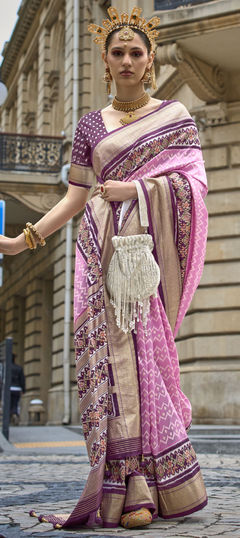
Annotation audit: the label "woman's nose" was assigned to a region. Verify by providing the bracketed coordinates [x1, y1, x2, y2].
[122, 54, 132, 66]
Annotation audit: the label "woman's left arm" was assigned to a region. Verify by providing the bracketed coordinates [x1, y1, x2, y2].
[95, 180, 137, 202]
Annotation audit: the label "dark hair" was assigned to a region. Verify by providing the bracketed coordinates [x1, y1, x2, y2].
[105, 27, 151, 54]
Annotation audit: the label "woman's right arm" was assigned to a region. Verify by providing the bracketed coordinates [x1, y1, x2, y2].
[0, 183, 89, 255]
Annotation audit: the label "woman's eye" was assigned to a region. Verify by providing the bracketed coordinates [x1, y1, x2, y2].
[132, 51, 143, 57]
[112, 50, 122, 56]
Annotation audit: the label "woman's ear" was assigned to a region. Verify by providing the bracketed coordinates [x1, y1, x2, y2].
[147, 51, 155, 70]
[102, 51, 108, 68]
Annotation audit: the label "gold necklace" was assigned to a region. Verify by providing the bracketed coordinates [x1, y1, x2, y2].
[112, 92, 150, 125]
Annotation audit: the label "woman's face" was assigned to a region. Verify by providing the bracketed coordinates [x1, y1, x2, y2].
[104, 31, 153, 88]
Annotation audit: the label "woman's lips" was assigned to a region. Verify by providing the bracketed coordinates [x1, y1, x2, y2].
[120, 71, 133, 76]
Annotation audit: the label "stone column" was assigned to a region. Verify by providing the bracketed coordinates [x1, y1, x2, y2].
[4, 296, 24, 360]
[1, 108, 10, 132]
[0, 308, 5, 342]
[16, 69, 28, 133]
[47, 226, 75, 424]
[64, 0, 75, 137]
[37, 24, 51, 134]
[22, 278, 52, 423]
[39, 279, 53, 411]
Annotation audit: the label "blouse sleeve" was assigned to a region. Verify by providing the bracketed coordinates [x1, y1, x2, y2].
[69, 118, 93, 189]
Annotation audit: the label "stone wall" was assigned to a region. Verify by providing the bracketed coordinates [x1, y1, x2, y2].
[178, 107, 240, 424]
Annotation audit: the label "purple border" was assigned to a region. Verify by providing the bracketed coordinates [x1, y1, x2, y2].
[157, 463, 200, 490]
[161, 498, 208, 519]
[132, 331, 141, 406]
[107, 437, 142, 459]
[62, 489, 103, 528]
[112, 393, 120, 417]
[139, 178, 165, 309]
[69, 180, 91, 189]
[172, 169, 195, 288]
[166, 175, 178, 245]
[101, 116, 199, 180]
[108, 363, 114, 386]
[110, 202, 119, 235]
[123, 502, 155, 515]
[103, 521, 119, 528]
[85, 205, 100, 249]
[103, 486, 126, 495]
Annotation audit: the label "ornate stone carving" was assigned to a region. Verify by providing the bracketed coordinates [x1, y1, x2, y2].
[191, 102, 228, 131]
[48, 70, 60, 103]
[4, 192, 62, 214]
[25, 111, 36, 131]
[156, 43, 228, 103]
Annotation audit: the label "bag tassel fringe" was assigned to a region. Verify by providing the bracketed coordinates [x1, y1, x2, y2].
[106, 234, 160, 333]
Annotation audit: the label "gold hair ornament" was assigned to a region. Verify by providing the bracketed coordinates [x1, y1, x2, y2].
[88, 7, 160, 52]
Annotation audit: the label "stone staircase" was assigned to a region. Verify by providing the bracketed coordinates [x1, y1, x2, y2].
[67, 425, 240, 455]
[189, 425, 240, 455]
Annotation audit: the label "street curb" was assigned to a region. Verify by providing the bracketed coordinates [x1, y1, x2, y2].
[0, 431, 16, 453]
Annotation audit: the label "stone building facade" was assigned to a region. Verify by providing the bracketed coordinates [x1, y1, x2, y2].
[0, 0, 239, 425]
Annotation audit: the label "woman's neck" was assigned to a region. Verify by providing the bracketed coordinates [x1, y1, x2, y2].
[114, 83, 146, 102]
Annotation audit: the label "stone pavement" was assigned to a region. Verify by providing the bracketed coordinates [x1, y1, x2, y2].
[0, 426, 240, 538]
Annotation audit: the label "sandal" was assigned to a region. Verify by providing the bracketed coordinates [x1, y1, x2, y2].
[121, 507, 152, 528]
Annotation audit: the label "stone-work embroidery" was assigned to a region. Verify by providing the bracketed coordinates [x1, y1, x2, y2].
[170, 173, 192, 282]
[76, 358, 109, 399]
[103, 440, 197, 486]
[104, 125, 200, 183]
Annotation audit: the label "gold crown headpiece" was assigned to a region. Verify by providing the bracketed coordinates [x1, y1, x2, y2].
[88, 7, 160, 52]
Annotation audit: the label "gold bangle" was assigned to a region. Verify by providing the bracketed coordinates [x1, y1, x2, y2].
[27, 228, 37, 249]
[26, 228, 36, 249]
[26, 222, 46, 247]
[23, 228, 35, 250]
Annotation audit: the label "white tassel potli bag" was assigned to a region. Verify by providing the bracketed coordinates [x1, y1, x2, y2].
[106, 180, 160, 333]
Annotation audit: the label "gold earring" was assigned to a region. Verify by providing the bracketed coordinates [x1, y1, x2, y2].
[142, 65, 157, 90]
[150, 64, 157, 90]
[103, 68, 112, 95]
[142, 68, 152, 84]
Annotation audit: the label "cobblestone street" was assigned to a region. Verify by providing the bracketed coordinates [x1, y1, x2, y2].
[0, 427, 240, 537]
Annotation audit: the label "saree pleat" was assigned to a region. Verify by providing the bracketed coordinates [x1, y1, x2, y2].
[32, 100, 208, 529]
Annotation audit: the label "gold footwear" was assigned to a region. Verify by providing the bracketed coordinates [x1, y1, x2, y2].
[121, 507, 152, 528]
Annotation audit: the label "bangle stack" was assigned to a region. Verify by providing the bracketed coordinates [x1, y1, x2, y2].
[23, 222, 46, 250]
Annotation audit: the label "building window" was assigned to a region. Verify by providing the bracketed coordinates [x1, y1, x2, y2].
[154, 0, 214, 9]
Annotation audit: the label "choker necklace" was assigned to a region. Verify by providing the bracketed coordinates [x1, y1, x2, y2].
[112, 92, 150, 125]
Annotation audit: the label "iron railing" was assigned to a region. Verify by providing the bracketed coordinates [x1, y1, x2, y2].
[155, 0, 215, 9]
[0, 132, 63, 173]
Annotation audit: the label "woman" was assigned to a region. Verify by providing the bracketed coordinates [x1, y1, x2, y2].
[0, 6, 208, 530]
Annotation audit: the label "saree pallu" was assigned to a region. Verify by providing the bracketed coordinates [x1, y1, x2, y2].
[34, 100, 208, 528]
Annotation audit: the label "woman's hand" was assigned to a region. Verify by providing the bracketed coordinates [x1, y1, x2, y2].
[95, 180, 137, 202]
[0, 184, 89, 256]
[0, 234, 26, 255]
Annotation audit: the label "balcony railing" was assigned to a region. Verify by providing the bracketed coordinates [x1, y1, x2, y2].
[0, 132, 63, 173]
[155, 0, 215, 9]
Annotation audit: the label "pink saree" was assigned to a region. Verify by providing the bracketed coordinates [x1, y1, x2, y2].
[32, 100, 208, 528]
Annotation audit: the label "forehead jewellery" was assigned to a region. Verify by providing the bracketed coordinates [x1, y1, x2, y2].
[88, 6, 160, 53]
